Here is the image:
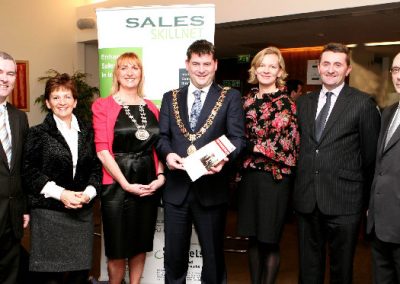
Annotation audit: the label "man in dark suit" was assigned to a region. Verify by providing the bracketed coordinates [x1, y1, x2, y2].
[157, 39, 246, 284]
[0, 51, 29, 283]
[293, 43, 381, 284]
[367, 52, 400, 283]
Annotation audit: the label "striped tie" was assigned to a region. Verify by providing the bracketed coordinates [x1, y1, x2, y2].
[0, 106, 11, 167]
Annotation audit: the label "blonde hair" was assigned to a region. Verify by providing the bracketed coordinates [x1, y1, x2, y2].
[248, 46, 288, 88]
[110, 52, 144, 97]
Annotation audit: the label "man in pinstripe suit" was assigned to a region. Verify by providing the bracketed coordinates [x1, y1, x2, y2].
[293, 43, 381, 284]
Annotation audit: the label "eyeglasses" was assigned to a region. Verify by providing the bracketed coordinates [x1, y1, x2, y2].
[390, 67, 400, 74]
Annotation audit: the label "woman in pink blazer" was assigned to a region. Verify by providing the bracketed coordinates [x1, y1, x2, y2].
[92, 52, 165, 284]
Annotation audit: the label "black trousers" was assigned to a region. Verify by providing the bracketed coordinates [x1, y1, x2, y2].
[371, 231, 400, 284]
[164, 189, 227, 284]
[0, 227, 20, 284]
[297, 208, 361, 284]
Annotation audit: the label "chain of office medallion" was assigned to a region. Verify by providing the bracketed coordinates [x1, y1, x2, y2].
[172, 87, 229, 143]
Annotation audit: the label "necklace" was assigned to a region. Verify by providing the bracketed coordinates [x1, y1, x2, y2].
[172, 87, 229, 155]
[114, 95, 150, 141]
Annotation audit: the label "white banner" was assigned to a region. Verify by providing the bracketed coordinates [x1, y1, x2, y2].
[96, 4, 215, 104]
[96, 5, 215, 283]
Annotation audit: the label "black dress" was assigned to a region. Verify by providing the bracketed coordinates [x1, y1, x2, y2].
[101, 105, 160, 259]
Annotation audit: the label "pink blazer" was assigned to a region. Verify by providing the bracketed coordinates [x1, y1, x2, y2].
[92, 95, 160, 185]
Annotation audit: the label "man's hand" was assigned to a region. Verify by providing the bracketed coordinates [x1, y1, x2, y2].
[207, 157, 229, 175]
[166, 153, 185, 170]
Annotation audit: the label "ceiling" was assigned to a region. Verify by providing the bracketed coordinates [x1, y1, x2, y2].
[214, 2, 400, 59]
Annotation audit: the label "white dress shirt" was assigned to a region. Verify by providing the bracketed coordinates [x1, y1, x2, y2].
[315, 82, 345, 120]
[0, 102, 12, 145]
[40, 114, 97, 201]
[187, 82, 211, 117]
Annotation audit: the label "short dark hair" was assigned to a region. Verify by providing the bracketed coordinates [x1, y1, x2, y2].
[320, 42, 351, 66]
[286, 79, 303, 94]
[186, 39, 216, 60]
[44, 73, 77, 101]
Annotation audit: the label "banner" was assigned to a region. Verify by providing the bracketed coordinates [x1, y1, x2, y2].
[96, 5, 215, 283]
[96, 4, 215, 104]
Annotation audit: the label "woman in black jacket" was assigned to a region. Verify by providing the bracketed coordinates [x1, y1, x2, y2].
[23, 73, 101, 284]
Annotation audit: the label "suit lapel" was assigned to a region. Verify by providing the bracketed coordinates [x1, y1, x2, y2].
[318, 85, 352, 143]
[305, 91, 319, 142]
[46, 114, 73, 160]
[383, 102, 400, 154]
[195, 83, 219, 131]
[178, 87, 190, 132]
[75, 121, 87, 178]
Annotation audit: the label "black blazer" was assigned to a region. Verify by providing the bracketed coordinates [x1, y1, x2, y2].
[22, 113, 102, 212]
[0, 103, 28, 239]
[367, 102, 400, 243]
[293, 84, 380, 215]
[157, 83, 246, 207]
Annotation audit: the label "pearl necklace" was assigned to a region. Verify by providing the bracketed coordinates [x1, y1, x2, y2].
[114, 95, 150, 141]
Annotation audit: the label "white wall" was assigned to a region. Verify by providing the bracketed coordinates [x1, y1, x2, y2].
[76, 0, 396, 42]
[0, 0, 86, 126]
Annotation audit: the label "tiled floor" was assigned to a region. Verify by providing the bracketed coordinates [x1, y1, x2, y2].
[22, 203, 373, 283]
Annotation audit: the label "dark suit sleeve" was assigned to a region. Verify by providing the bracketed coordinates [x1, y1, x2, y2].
[86, 126, 103, 195]
[156, 92, 174, 161]
[22, 127, 50, 196]
[360, 97, 381, 196]
[225, 89, 246, 161]
[20, 112, 29, 214]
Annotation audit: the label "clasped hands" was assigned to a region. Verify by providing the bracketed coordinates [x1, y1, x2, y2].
[123, 176, 165, 197]
[60, 190, 90, 209]
[166, 153, 228, 174]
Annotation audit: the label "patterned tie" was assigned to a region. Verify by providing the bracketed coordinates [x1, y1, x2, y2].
[315, 92, 333, 142]
[189, 89, 202, 131]
[385, 106, 400, 148]
[0, 106, 12, 167]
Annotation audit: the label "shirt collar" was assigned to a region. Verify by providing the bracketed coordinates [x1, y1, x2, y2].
[321, 82, 345, 97]
[188, 82, 211, 96]
[53, 114, 80, 132]
[0, 101, 7, 112]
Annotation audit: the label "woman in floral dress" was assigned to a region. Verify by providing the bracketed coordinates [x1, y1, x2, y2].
[237, 46, 300, 284]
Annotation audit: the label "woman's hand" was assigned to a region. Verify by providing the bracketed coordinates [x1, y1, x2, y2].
[144, 174, 166, 196]
[124, 183, 151, 196]
[77, 193, 91, 204]
[60, 190, 84, 209]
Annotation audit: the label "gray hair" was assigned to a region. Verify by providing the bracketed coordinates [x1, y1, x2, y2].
[0, 51, 16, 66]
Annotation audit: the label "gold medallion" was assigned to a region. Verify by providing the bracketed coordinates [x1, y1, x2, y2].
[187, 144, 197, 155]
[172, 87, 229, 157]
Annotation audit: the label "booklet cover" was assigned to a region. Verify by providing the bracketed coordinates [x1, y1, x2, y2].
[183, 135, 236, 182]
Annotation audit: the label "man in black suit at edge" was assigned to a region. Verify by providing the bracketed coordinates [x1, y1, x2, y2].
[157, 39, 246, 284]
[367, 52, 400, 283]
[0, 51, 29, 284]
[293, 43, 381, 284]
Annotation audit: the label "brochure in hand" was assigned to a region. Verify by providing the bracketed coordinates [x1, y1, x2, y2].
[183, 135, 236, 182]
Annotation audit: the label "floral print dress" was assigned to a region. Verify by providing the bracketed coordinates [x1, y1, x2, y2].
[242, 88, 300, 180]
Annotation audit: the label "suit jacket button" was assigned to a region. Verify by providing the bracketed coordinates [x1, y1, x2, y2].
[315, 170, 319, 174]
